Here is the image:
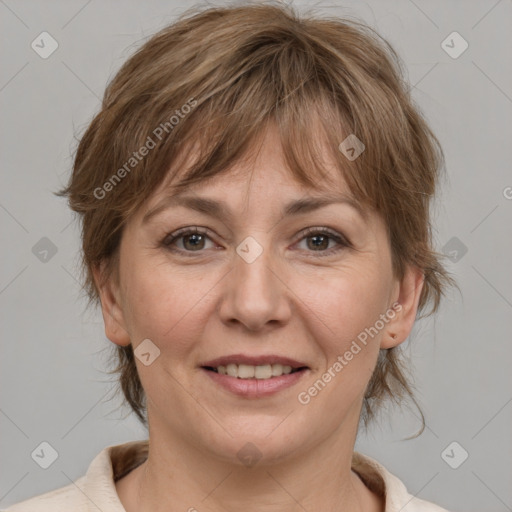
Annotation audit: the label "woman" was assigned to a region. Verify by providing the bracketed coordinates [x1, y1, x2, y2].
[6, 2, 454, 510]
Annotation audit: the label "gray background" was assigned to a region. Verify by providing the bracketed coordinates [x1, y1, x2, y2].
[1, 0, 511, 511]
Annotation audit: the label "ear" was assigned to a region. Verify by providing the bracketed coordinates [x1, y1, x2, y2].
[92, 261, 131, 347]
[381, 265, 425, 349]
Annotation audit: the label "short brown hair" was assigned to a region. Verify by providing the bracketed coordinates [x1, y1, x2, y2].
[57, 1, 455, 433]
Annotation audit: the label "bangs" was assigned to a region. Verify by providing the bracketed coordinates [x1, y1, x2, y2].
[115, 20, 393, 220]
[163, 95, 356, 201]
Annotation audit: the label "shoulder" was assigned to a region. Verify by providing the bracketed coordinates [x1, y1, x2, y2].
[1, 477, 88, 512]
[1, 440, 148, 512]
[352, 451, 452, 512]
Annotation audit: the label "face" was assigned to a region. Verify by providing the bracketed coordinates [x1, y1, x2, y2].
[96, 125, 423, 465]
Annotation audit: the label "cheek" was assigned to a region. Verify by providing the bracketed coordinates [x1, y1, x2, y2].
[299, 266, 392, 404]
[120, 255, 215, 353]
[296, 273, 388, 416]
[309, 265, 391, 348]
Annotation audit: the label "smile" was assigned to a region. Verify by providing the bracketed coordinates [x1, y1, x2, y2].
[205, 363, 304, 379]
[200, 354, 310, 398]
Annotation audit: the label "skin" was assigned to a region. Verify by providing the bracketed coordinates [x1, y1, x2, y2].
[95, 124, 424, 512]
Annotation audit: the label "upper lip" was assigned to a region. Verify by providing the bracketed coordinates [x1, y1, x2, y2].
[201, 354, 309, 369]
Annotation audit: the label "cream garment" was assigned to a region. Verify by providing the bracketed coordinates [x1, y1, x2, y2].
[3, 440, 451, 512]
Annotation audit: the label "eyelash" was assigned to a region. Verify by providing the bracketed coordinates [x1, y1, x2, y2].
[160, 226, 351, 257]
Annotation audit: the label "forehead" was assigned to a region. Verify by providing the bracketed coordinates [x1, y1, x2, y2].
[151, 121, 352, 205]
[140, 135, 370, 228]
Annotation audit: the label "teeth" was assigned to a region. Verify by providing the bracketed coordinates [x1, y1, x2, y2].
[272, 364, 283, 376]
[226, 364, 238, 377]
[254, 365, 272, 379]
[214, 363, 295, 379]
[238, 364, 255, 378]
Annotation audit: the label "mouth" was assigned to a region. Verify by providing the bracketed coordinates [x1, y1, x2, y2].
[202, 363, 307, 379]
[200, 355, 310, 398]
[200, 354, 309, 380]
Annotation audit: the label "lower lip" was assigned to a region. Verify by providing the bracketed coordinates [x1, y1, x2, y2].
[201, 368, 308, 398]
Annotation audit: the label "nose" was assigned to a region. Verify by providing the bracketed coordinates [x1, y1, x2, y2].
[218, 237, 291, 332]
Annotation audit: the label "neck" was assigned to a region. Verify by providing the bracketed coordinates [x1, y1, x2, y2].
[117, 409, 384, 512]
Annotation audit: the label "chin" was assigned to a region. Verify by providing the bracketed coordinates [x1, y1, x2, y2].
[197, 418, 310, 467]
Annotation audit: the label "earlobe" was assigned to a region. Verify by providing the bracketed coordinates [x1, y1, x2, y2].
[92, 262, 131, 347]
[381, 265, 425, 350]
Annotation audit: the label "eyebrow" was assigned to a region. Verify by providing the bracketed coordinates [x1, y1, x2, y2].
[142, 192, 368, 225]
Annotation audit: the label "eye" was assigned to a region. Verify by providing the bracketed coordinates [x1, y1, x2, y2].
[161, 227, 217, 254]
[294, 227, 350, 256]
[161, 226, 350, 256]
